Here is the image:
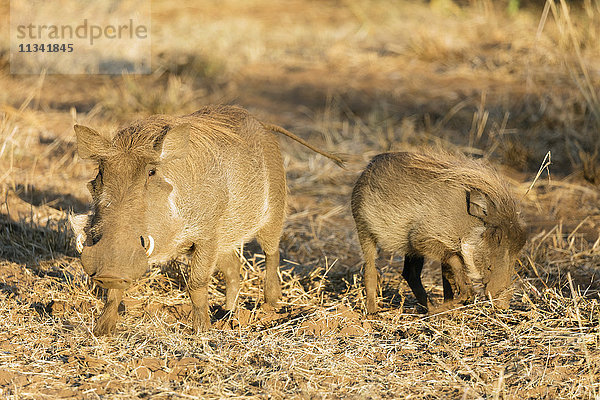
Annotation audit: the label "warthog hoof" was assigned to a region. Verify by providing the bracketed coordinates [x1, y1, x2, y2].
[192, 307, 211, 332]
[93, 313, 118, 336]
[366, 298, 378, 315]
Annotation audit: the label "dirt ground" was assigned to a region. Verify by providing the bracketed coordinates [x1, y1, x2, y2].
[1, 0, 599, 398]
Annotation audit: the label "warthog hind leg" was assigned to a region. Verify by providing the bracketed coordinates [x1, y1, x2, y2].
[357, 232, 379, 314]
[402, 254, 435, 312]
[256, 211, 284, 307]
[219, 250, 241, 311]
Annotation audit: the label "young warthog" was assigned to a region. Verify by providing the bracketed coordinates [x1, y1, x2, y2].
[351, 151, 526, 314]
[70, 105, 343, 335]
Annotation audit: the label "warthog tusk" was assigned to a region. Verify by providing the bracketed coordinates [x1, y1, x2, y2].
[76, 234, 84, 253]
[146, 235, 154, 257]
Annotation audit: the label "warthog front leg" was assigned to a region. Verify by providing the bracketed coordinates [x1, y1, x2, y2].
[430, 255, 474, 314]
[441, 262, 457, 302]
[93, 288, 123, 336]
[189, 245, 217, 332]
[189, 284, 210, 332]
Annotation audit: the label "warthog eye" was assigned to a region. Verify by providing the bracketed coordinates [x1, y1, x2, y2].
[148, 168, 156, 177]
[140, 236, 145, 247]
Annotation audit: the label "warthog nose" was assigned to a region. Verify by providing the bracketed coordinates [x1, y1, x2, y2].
[92, 275, 132, 289]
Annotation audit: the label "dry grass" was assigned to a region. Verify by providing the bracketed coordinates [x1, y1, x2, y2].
[1, 0, 600, 398]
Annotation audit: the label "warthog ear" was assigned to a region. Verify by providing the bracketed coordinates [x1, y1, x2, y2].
[466, 189, 489, 220]
[74, 125, 110, 160]
[154, 123, 190, 161]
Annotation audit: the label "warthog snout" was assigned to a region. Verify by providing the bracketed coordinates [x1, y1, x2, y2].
[91, 275, 132, 289]
[79, 234, 152, 289]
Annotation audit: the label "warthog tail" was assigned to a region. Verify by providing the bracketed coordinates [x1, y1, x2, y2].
[263, 123, 345, 168]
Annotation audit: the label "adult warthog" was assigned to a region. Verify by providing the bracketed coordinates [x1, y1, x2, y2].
[351, 150, 526, 314]
[70, 105, 343, 335]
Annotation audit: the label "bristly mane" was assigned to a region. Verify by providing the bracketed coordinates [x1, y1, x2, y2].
[108, 106, 249, 161]
[396, 149, 522, 225]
